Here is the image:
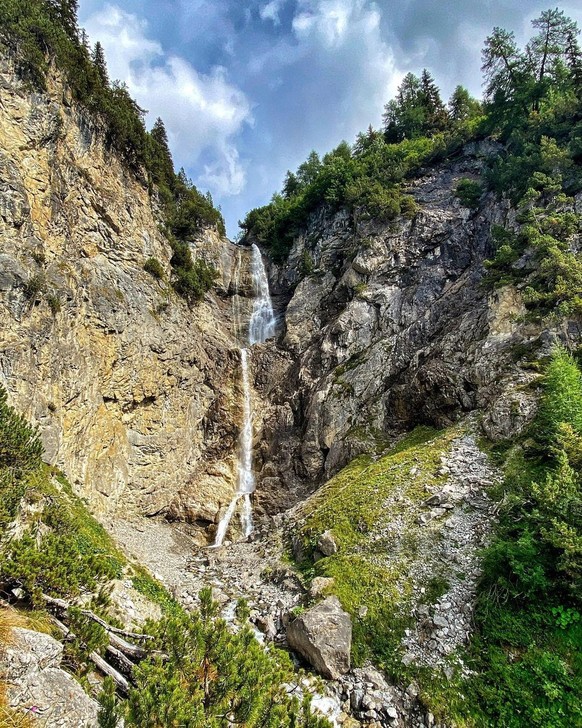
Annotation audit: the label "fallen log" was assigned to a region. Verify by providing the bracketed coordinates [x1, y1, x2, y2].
[49, 616, 131, 694]
[42, 594, 153, 641]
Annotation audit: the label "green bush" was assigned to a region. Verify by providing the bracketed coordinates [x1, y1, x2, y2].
[534, 348, 582, 450]
[0, 387, 42, 529]
[454, 178, 482, 208]
[172, 259, 218, 304]
[102, 588, 330, 727]
[143, 257, 164, 280]
[0, 511, 120, 606]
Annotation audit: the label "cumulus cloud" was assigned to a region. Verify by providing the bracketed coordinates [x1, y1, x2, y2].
[83, 4, 252, 196]
[198, 144, 246, 196]
[260, 0, 286, 26]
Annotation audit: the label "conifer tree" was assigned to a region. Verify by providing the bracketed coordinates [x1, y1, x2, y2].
[420, 68, 449, 132]
[46, 0, 79, 38]
[282, 170, 300, 198]
[448, 85, 481, 122]
[565, 29, 582, 98]
[528, 8, 579, 84]
[297, 151, 322, 187]
[92, 42, 108, 87]
[481, 26, 524, 102]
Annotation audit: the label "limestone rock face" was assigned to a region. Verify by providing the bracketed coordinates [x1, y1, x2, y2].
[2, 627, 99, 726]
[286, 596, 352, 679]
[0, 53, 256, 522]
[252, 144, 580, 504]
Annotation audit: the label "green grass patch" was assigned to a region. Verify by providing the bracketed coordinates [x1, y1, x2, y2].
[294, 425, 455, 671]
[131, 565, 183, 617]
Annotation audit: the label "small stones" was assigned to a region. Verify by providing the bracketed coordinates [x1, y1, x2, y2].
[386, 705, 399, 720]
[432, 614, 448, 629]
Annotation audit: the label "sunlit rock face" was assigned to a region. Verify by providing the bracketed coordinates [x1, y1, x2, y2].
[0, 52, 258, 523]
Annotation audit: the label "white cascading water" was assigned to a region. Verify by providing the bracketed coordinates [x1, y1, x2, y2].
[213, 244, 276, 547]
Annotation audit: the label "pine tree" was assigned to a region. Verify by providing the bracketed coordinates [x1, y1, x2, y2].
[448, 85, 482, 122]
[297, 151, 322, 187]
[92, 42, 108, 86]
[481, 26, 524, 102]
[528, 8, 578, 84]
[565, 29, 582, 98]
[282, 170, 300, 198]
[147, 118, 174, 190]
[420, 68, 449, 133]
[46, 0, 79, 37]
[383, 73, 424, 141]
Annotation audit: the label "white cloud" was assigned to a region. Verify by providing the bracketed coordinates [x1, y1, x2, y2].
[83, 4, 252, 196]
[260, 0, 285, 25]
[198, 144, 246, 196]
[288, 0, 402, 122]
[293, 0, 351, 48]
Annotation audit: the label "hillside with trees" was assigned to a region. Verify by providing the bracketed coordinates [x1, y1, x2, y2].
[0, 0, 223, 303]
[242, 7, 582, 315]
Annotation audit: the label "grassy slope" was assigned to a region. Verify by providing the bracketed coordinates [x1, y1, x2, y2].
[293, 426, 458, 672]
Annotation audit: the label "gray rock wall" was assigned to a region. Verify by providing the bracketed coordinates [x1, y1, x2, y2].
[251, 146, 578, 510]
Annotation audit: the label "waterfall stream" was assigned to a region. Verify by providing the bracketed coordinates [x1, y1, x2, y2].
[213, 244, 276, 547]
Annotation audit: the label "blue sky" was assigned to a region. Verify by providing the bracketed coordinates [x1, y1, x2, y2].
[78, 0, 582, 237]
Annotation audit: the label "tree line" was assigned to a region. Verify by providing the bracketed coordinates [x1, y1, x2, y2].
[241, 8, 582, 267]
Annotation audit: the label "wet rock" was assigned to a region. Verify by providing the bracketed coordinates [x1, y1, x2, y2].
[286, 596, 352, 679]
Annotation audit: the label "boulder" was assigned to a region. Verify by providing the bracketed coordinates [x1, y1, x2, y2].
[2, 627, 99, 727]
[286, 596, 352, 679]
[317, 530, 338, 556]
[309, 576, 335, 599]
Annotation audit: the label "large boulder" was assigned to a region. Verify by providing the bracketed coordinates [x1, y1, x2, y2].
[2, 627, 99, 727]
[286, 596, 352, 679]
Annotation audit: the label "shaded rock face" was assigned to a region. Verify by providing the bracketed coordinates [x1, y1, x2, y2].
[2, 627, 99, 726]
[0, 53, 259, 523]
[252, 145, 578, 505]
[286, 596, 352, 679]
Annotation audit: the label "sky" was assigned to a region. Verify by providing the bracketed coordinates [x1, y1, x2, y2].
[78, 0, 582, 238]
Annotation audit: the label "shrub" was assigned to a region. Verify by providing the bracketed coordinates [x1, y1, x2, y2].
[172, 259, 218, 304]
[23, 273, 46, 301]
[454, 178, 482, 208]
[143, 257, 164, 280]
[46, 292, 61, 315]
[534, 348, 582, 451]
[104, 588, 330, 727]
[0, 387, 42, 529]
[0, 388, 42, 478]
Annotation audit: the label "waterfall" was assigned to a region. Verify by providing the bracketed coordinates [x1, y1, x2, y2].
[212, 244, 276, 547]
[248, 244, 276, 345]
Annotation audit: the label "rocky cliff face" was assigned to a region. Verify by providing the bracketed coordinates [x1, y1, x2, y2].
[1, 49, 576, 537]
[251, 143, 578, 511]
[0, 53, 259, 524]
